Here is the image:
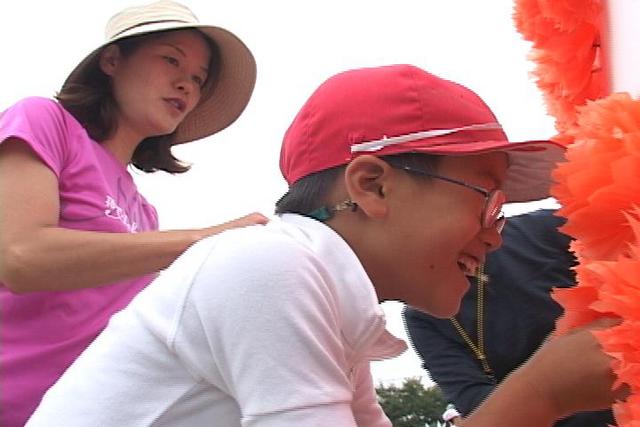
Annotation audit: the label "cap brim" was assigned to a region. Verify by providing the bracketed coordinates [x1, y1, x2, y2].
[377, 139, 566, 203]
[501, 143, 565, 203]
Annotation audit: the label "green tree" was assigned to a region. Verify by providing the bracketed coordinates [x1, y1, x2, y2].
[376, 377, 447, 427]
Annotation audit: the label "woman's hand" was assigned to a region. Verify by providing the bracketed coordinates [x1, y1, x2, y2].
[198, 212, 269, 240]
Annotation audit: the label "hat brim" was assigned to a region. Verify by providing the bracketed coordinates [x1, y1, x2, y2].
[64, 22, 256, 145]
[371, 139, 566, 203]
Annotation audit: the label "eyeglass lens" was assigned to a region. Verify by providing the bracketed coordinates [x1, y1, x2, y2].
[483, 190, 506, 231]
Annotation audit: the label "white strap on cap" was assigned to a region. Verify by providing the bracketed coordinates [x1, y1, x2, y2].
[350, 122, 503, 153]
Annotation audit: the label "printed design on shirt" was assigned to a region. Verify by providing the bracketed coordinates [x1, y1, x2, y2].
[63, 176, 152, 232]
[104, 195, 138, 232]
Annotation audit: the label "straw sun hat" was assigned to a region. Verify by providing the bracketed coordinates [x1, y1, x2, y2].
[64, 0, 256, 144]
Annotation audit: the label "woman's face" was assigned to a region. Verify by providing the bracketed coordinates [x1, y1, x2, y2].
[101, 29, 211, 141]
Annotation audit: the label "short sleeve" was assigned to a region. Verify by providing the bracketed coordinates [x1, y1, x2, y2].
[0, 97, 72, 177]
[174, 230, 359, 426]
[351, 362, 392, 427]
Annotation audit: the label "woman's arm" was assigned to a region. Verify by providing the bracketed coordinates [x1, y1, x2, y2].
[0, 138, 267, 293]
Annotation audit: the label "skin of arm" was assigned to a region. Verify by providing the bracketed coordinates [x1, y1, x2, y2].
[460, 318, 625, 427]
[459, 367, 558, 426]
[0, 138, 267, 293]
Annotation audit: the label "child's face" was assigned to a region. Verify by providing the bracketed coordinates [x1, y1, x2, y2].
[378, 152, 508, 318]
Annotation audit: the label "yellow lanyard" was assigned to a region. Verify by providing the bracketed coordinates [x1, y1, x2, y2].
[449, 264, 495, 381]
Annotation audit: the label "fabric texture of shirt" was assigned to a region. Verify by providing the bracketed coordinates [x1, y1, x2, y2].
[26, 214, 406, 426]
[0, 97, 159, 427]
[404, 209, 615, 426]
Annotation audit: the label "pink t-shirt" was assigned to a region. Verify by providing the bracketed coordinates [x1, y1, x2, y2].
[0, 97, 159, 427]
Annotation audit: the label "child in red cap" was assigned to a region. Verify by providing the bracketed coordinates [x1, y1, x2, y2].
[27, 65, 623, 427]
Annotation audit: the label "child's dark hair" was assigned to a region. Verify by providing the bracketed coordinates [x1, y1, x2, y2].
[275, 153, 442, 216]
[56, 29, 221, 174]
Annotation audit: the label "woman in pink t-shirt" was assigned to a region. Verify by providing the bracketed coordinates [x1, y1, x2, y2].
[0, 2, 266, 425]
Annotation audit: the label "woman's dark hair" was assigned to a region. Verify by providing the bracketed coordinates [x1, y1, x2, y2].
[275, 153, 442, 216]
[55, 29, 221, 174]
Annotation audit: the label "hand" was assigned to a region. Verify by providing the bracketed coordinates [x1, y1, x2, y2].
[201, 212, 269, 239]
[519, 317, 627, 418]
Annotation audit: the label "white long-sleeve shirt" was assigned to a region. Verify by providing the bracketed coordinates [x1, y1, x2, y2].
[27, 214, 406, 426]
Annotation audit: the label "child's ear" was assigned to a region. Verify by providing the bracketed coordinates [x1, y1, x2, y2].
[343, 155, 392, 219]
[99, 45, 122, 76]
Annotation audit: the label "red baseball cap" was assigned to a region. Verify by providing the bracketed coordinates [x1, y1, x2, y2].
[279, 64, 565, 203]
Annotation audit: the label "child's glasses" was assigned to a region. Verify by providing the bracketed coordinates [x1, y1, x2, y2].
[388, 163, 506, 233]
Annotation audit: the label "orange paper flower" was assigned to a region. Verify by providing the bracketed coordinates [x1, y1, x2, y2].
[513, 0, 605, 144]
[552, 212, 640, 425]
[553, 260, 610, 334]
[514, 1, 640, 424]
[552, 95, 640, 260]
